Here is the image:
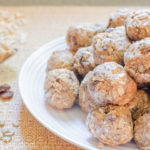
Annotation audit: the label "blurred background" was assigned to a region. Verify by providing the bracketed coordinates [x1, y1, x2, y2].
[0, 0, 150, 6]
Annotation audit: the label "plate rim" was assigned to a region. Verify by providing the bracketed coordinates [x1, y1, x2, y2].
[18, 37, 96, 150]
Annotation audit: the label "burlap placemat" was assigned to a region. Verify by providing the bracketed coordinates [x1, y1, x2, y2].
[0, 6, 148, 150]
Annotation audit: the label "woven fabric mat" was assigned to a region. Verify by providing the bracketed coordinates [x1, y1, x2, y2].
[0, 6, 148, 150]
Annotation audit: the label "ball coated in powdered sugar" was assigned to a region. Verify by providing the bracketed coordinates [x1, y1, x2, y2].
[86, 106, 133, 146]
[108, 8, 130, 28]
[45, 69, 79, 109]
[126, 9, 150, 41]
[134, 114, 150, 150]
[132, 103, 150, 121]
[79, 71, 99, 113]
[93, 26, 131, 65]
[125, 90, 150, 120]
[124, 38, 150, 87]
[47, 49, 74, 72]
[66, 23, 106, 52]
[79, 62, 137, 113]
[74, 46, 95, 76]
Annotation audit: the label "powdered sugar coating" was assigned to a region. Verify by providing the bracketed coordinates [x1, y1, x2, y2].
[45, 69, 79, 109]
[133, 103, 150, 121]
[66, 23, 106, 52]
[109, 8, 130, 28]
[74, 46, 95, 76]
[79, 71, 99, 113]
[86, 106, 133, 146]
[124, 38, 150, 87]
[125, 90, 149, 111]
[47, 49, 74, 72]
[125, 90, 150, 120]
[93, 26, 131, 65]
[134, 114, 150, 150]
[126, 9, 150, 41]
[79, 62, 137, 112]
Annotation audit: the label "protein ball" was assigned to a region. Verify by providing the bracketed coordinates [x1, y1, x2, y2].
[126, 9, 150, 41]
[108, 8, 130, 28]
[134, 114, 150, 150]
[45, 69, 79, 109]
[79, 62, 137, 112]
[74, 46, 95, 76]
[125, 90, 150, 120]
[93, 26, 130, 65]
[66, 23, 106, 52]
[124, 38, 150, 87]
[47, 49, 74, 72]
[86, 106, 133, 146]
[79, 71, 99, 113]
[133, 103, 150, 121]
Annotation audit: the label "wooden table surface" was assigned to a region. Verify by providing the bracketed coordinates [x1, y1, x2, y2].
[0, 6, 149, 150]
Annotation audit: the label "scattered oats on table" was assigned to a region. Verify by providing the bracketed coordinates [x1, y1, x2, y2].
[0, 10, 26, 63]
[0, 132, 3, 140]
[3, 136, 12, 143]
[2, 128, 15, 138]
[0, 120, 5, 127]
[12, 121, 19, 128]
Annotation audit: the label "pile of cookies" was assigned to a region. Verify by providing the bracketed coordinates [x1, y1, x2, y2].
[45, 8, 150, 150]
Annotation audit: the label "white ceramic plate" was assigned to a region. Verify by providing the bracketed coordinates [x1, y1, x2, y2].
[19, 37, 138, 150]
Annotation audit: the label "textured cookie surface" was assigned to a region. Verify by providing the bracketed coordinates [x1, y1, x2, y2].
[47, 49, 74, 72]
[86, 106, 133, 146]
[126, 9, 150, 41]
[125, 90, 150, 120]
[74, 46, 95, 76]
[79, 62, 137, 113]
[134, 114, 150, 150]
[93, 26, 130, 65]
[109, 8, 130, 28]
[79, 71, 99, 113]
[124, 38, 150, 87]
[66, 23, 106, 52]
[45, 69, 79, 109]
